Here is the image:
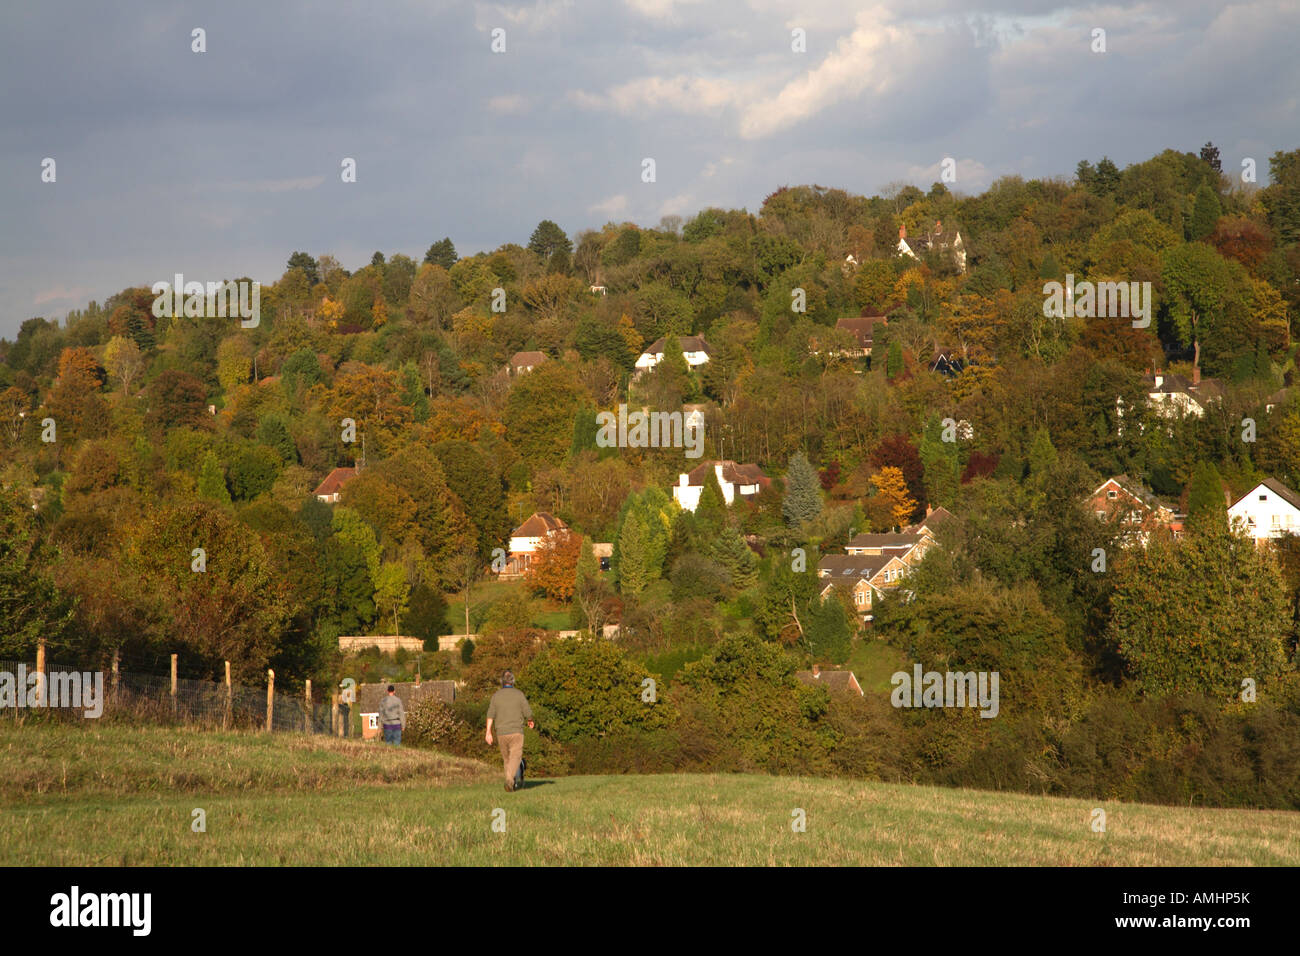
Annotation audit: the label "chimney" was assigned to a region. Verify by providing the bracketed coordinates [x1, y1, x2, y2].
[899, 225, 906, 240]
[926, 503, 933, 517]
[935, 220, 942, 234]
[1154, 371, 1164, 390]
[1192, 366, 1201, 387]
[812, 664, 821, 678]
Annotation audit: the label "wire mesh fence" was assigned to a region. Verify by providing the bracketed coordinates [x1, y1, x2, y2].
[0, 657, 343, 735]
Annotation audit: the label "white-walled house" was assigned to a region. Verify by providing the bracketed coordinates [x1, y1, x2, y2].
[635, 335, 712, 372]
[1228, 478, 1300, 544]
[499, 511, 569, 577]
[672, 460, 769, 511]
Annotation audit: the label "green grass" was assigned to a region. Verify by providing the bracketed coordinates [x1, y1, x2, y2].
[3, 724, 1297, 866]
[844, 638, 908, 693]
[443, 578, 571, 634]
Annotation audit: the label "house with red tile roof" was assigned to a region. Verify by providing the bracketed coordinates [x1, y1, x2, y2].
[314, 466, 359, 504]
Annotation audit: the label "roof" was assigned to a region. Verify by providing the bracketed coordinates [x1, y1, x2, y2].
[835, 315, 887, 348]
[1144, 372, 1224, 401]
[817, 554, 893, 580]
[511, 350, 546, 368]
[643, 335, 712, 356]
[314, 466, 358, 498]
[1232, 477, 1300, 513]
[1089, 475, 1177, 515]
[682, 459, 770, 489]
[511, 511, 569, 538]
[795, 670, 864, 695]
[846, 531, 921, 551]
[911, 507, 955, 533]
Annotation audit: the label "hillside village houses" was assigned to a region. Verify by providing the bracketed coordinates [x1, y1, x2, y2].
[832, 314, 888, 361]
[500, 511, 570, 578]
[507, 350, 547, 376]
[1143, 368, 1224, 418]
[1228, 478, 1300, 545]
[672, 459, 771, 511]
[898, 221, 967, 273]
[1085, 475, 1183, 543]
[817, 507, 954, 622]
[635, 335, 712, 373]
[313, 465, 360, 504]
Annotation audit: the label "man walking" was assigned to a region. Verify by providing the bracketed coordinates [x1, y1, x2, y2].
[486, 671, 534, 792]
[379, 685, 405, 745]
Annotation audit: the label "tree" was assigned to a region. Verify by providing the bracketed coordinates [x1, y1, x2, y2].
[527, 220, 573, 260]
[0, 488, 74, 657]
[919, 417, 960, 508]
[1107, 525, 1289, 697]
[216, 335, 253, 394]
[1199, 142, 1222, 174]
[529, 530, 582, 602]
[424, 238, 457, 269]
[616, 511, 650, 596]
[373, 561, 410, 636]
[713, 529, 758, 589]
[782, 451, 823, 527]
[573, 537, 610, 633]
[806, 591, 853, 664]
[126, 501, 292, 680]
[1189, 183, 1221, 241]
[504, 362, 585, 466]
[871, 467, 916, 529]
[521, 636, 671, 742]
[102, 335, 144, 394]
[407, 582, 449, 650]
[197, 451, 231, 505]
[1185, 461, 1227, 533]
[694, 468, 729, 538]
[146, 370, 209, 431]
[287, 252, 320, 287]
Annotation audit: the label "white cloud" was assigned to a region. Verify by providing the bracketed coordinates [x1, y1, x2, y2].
[488, 94, 528, 113]
[571, 74, 742, 115]
[624, 0, 705, 22]
[474, 0, 574, 31]
[738, 6, 917, 139]
[34, 285, 94, 307]
[589, 194, 629, 217]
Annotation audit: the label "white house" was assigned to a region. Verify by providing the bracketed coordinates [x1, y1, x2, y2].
[500, 511, 569, 577]
[635, 335, 712, 372]
[898, 221, 967, 273]
[1228, 478, 1300, 544]
[1144, 370, 1223, 419]
[672, 460, 769, 511]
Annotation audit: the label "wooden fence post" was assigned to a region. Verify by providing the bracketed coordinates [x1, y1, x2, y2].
[224, 661, 231, 730]
[304, 679, 312, 733]
[34, 638, 46, 708]
[170, 654, 178, 715]
[265, 669, 275, 731]
[331, 693, 339, 737]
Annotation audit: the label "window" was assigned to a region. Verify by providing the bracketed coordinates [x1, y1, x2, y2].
[1106, 490, 1118, 499]
[1260, 494, 1269, 501]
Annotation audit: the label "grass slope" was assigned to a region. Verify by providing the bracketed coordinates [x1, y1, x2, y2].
[3, 725, 1297, 866]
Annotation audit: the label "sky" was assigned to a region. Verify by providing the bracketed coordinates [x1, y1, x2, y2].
[1, 0, 1296, 337]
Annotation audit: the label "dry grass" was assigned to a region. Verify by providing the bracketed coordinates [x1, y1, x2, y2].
[2, 724, 1296, 866]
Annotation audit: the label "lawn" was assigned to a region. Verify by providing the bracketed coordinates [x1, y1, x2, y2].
[3, 724, 1297, 866]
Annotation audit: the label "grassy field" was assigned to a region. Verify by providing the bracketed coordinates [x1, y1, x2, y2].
[3, 724, 1297, 866]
